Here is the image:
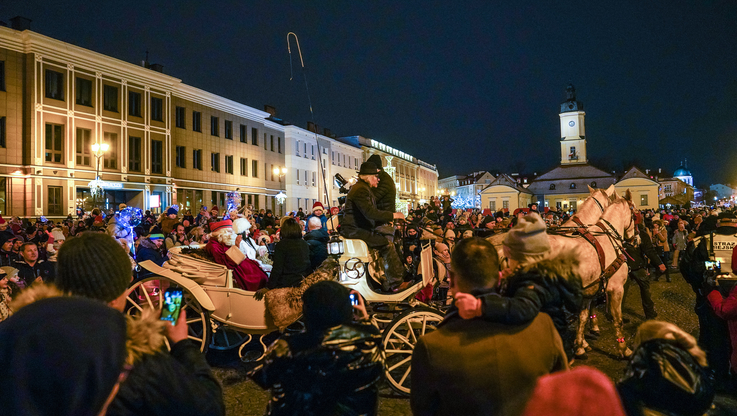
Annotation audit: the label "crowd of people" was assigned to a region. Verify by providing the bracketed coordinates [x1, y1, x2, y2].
[2, 171, 737, 415]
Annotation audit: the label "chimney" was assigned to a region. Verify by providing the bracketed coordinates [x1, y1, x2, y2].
[10, 16, 32, 31]
[149, 63, 164, 73]
[307, 121, 316, 133]
[264, 105, 277, 117]
[323, 128, 332, 137]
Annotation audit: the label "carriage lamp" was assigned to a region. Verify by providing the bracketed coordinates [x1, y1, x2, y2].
[327, 232, 344, 258]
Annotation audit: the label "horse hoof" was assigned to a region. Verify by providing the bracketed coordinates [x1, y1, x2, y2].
[575, 352, 588, 360]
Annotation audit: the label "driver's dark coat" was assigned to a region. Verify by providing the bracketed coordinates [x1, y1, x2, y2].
[341, 179, 393, 232]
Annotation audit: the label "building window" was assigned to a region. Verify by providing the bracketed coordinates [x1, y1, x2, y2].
[489, 200, 496, 211]
[252, 160, 258, 178]
[103, 85, 118, 112]
[278, 137, 282, 153]
[175, 146, 186, 168]
[175, 106, 185, 128]
[45, 69, 64, 100]
[44, 123, 64, 163]
[312, 171, 316, 187]
[128, 91, 141, 117]
[570, 183, 576, 189]
[303, 143, 307, 158]
[151, 140, 163, 174]
[103, 132, 117, 169]
[270, 135, 274, 151]
[128, 136, 142, 172]
[192, 111, 201, 132]
[211, 152, 220, 172]
[640, 194, 648, 206]
[0, 61, 4, 91]
[295, 169, 300, 185]
[211, 116, 219, 136]
[151, 97, 163, 122]
[225, 155, 233, 174]
[549, 184, 556, 190]
[296, 140, 301, 157]
[239, 124, 246, 143]
[224, 120, 233, 139]
[48, 186, 63, 216]
[193, 149, 202, 170]
[264, 133, 267, 149]
[75, 77, 92, 106]
[75, 128, 92, 166]
[251, 127, 258, 145]
[240, 158, 247, 176]
[0, 117, 5, 148]
[503, 200, 509, 209]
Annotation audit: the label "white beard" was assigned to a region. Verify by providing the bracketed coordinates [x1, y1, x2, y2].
[214, 229, 237, 247]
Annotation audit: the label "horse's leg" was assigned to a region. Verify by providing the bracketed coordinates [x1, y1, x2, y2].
[607, 282, 633, 358]
[574, 299, 591, 358]
[589, 303, 600, 337]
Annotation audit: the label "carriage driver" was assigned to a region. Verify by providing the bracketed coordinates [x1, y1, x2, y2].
[341, 161, 408, 292]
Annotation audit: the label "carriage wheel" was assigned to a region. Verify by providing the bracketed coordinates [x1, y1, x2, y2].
[381, 307, 444, 395]
[124, 276, 211, 353]
[210, 326, 251, 351]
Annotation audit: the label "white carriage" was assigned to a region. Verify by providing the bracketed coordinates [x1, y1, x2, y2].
[125, 236, 446, 395]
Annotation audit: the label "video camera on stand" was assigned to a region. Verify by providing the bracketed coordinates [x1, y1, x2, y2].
[334, 173, 353, 206]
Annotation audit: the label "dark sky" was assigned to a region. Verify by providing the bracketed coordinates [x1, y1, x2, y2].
[6, 1, 737, 186]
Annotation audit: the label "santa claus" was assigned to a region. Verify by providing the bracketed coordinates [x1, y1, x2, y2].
[205, 220, 268, 291]
[232, 218, 272, 272]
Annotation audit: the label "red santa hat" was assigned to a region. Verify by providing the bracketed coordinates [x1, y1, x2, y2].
[0, 216, 5, 225]
[312, 201, 324, 212]
[210, 219, 232, 233]
[211, 205, 220, 212]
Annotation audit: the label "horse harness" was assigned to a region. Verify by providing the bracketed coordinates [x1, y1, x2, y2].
[571, 216, 629, 298]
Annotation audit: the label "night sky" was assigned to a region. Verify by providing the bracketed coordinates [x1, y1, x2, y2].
[6, 1, 737, 186]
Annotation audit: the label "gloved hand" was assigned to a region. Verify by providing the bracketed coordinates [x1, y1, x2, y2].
[253, 287, 269, 301]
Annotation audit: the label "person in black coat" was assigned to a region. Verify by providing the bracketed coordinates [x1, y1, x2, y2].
[14, 242, 55, 288]
[366, 154, 396, 218]
[304, 217, 329, 271]
[267, 218, 311, 289]
[136, 234, 166, 267]
[261, 210, 277, 231]
[623, 223, 665, 320]
[341, 162, 406, 291]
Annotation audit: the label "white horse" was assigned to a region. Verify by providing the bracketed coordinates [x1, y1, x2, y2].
[547, 191, 637, 358]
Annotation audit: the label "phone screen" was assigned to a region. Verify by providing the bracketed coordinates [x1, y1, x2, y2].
[705, 261, 722, 271]
[161, 288, 183, 325]
[349, 293, 359, 306]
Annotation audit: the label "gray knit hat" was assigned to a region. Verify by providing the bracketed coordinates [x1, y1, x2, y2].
[56, 232, 133, 302]
[503, 213, 550, 262]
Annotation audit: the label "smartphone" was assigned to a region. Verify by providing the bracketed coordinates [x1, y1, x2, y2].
[349, 293, 359, 306]
[160, 288, 184, 325]
[705, 261, 721, 272]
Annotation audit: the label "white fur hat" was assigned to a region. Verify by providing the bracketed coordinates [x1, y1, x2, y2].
[232, 218, 251, 234]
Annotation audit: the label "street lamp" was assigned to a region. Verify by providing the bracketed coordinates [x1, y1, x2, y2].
[272, 166, 288, 179]
[90, 142, 109, 203]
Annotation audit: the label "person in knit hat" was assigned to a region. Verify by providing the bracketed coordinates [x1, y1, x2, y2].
[454, 212, 583, 360]
[136, 232, 166, 266]
[159, 206, 180, 235]
[22, 231, 225, 416]
[0, 296, 128, 416]
[304, 201, 328, 232]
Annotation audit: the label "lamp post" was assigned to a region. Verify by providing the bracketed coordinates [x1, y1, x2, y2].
[90, 142, 109, 209]
[273, 166, 288, 214]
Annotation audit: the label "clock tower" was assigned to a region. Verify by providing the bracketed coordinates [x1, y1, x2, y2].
[559, 83, 587, 165]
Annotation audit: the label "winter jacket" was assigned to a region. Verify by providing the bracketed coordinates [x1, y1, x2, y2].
[11, 284, 225, 416]
[304, 228, 329, 271]
[136, 238, 166, 266]
[412, 298, 568, 416]
[624, 229, 662, 271]
[672, 229, 688, 251]
[653, 227, 670, 252]
[267, 238, 312, 289]
[159, 217, 179, 235]
[13, 258, 55, 287]
[249, 323, 384, 416]
[707, 285, 737, 373]
[476, 251, 583, 342]
[372, 169, 396, 214]
[341, 180, 393, 232]
[0, 249, 18, 266]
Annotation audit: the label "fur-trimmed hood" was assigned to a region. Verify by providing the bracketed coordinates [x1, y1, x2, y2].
[506, 249, 584, 315]
[11, 283, 168, 365]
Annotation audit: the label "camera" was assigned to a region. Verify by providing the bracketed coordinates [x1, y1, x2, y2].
[334, 173, 352, 195]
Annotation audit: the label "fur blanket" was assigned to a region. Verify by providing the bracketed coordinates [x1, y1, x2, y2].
[264, 258, 340, 330]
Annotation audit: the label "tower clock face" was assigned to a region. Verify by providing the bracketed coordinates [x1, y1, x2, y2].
[568, 121, 576, 127]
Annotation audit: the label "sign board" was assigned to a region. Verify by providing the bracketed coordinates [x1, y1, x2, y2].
[87, 180, 123, 190]
[149, 195, 160, 209]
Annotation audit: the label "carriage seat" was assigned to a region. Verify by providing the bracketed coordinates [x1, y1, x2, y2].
[164, 246, 228, 287]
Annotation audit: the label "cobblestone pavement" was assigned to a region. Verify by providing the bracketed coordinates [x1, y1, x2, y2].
[210, 270, 737, 415]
